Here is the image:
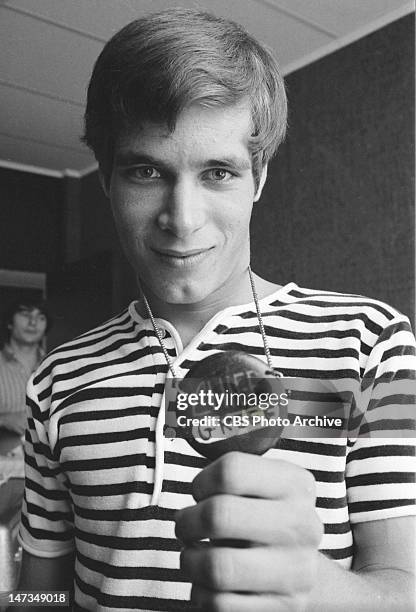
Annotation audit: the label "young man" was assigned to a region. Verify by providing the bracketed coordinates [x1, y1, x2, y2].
[17, 9, 415, 611]
[0, 300, 49, 436]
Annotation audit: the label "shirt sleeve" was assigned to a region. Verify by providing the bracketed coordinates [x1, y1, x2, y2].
[18, 375, 75, 558]
[346, 316, 416, 523]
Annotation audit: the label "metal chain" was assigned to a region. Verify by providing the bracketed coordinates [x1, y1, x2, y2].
[247, 265, 279, 373]
[141, 291, 178, 377]
[140, 266, 278, 376]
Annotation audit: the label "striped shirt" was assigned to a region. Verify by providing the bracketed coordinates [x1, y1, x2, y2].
[18, 283, 416, 611]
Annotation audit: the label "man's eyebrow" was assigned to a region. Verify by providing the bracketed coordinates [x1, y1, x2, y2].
[114, 151, 252, 171]
[204, 157, 251, 170]
[114, 152, 161, 166]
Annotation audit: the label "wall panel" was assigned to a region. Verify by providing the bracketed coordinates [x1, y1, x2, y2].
[251, 15, 414, 321]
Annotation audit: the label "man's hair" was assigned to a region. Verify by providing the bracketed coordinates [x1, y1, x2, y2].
[1, 298, 52, 345]
[83, 8, 287, 185]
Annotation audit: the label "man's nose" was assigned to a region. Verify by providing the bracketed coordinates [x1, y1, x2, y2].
[157, 178, 205, 237]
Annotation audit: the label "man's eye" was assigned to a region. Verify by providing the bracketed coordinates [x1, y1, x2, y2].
[131, 166, 161, 179]
[206, 169, 233, 181]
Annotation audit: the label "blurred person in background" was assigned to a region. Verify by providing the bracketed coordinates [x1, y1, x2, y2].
[0, 299, 50, 437]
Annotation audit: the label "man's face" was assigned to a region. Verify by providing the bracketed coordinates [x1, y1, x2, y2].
[107, 102, 266, 306]
[9, 307, 47, 346]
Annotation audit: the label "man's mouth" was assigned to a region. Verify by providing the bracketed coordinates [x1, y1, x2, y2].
[152, 247, 213, 266]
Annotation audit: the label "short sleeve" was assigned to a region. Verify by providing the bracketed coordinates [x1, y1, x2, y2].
[346, 316, 416, 523]
[18, 375, 75, 558]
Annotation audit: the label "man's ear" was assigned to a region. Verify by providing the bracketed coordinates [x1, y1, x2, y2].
[98, 168, 110, 198]
[253, 164, 268, 202]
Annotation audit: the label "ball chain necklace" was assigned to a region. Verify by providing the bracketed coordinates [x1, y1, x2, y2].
[140, 265, 287, 461]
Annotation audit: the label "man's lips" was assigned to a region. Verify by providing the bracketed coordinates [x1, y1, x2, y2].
[151, 246, 214, 267]
[152, 247, 213, 258]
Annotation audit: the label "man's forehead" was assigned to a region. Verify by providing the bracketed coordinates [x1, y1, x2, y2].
[115, 102, 253, 158]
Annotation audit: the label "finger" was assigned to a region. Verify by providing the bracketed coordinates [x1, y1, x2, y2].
[181, 545, 317, 594]
[191, 585, 301, 612]
[175, 495, 322, 545]
[192, 451, 316, 502]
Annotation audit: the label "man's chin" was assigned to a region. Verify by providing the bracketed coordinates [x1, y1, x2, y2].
[148, 279, 213, 306]
[161, 288, 208, 306]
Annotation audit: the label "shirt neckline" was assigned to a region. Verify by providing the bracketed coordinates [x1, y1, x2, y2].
[128, 281, 297, 331]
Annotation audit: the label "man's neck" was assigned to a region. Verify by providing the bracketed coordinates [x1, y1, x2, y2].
[138, 270, 282, 348]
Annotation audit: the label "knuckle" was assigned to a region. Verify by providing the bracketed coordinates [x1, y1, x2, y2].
[287, 504, 322, 547]
[200, 498, 218, 534]
[305, 510, 324, 546]
[301, 469, 317, 499]
[303, 509, 324, 548]
[216, 452, 241, 492]
[174, 510, 185, 541]
[191, 473, 203, 500]
[284, 464, 316, 501]
[203, 547, 234, 591]
[314, 512, 324, 544]
[201, 497, 231, 537]
[290, 514, 311, 547]
[303, 508, 323, 546]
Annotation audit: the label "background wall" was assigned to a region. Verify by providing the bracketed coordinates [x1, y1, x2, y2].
[251, 14, 414, 321]
[0, 167, 63, 271]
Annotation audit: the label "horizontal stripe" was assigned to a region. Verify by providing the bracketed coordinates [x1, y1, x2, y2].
[239, 309, 384, 337]
[321, 545, 354, 560]
[58, 426, 154, 450]
[310, 469, 345, 483]
[348, 499, 415, 513]
[316, 496, 347, 510]
[59, 403, 159, 424]
[346, 444, 415, 461]
[61, 452, 155, 472]
[73, 504, 175, 522]
[324, 521, 351, 534]
[75, 528, 182, 551]
[346, 472, 415, 487]
[278, 438, 347, 457]
[77, 550, 186, 582]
